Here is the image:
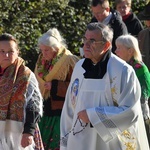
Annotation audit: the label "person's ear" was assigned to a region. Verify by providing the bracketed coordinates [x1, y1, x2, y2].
[103, 41, 111, 52]
[128, 47, 133, 53]
[105, 7, 110, 12]
[128, 48, 134, 55]
[17, 49, 20, 55]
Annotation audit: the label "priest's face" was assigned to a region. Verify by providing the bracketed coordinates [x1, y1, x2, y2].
[83, 29, 107, 64]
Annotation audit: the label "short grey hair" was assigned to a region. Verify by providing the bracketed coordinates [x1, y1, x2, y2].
[86, 22, 113, 44]
[38, 28, 67, 49]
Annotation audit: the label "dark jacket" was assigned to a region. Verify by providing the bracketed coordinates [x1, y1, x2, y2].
[91, 9, 128, 53]
[43, 67, 73, 116]
[138, 28, 150, 71]
[123, 12, 144, 37]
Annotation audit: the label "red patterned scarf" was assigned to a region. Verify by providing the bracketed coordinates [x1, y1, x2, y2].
[0, 57, 31, 121]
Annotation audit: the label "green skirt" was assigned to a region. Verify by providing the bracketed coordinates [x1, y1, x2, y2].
[39, 115, 60, 150]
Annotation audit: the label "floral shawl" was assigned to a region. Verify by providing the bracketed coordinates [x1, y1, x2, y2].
[0, 57, 31, 121]
[34, 47, 79, 99]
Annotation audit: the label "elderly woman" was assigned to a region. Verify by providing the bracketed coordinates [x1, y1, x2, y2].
[0, 33, 43, 149]
[34, 28, 79, 150]
[115, 34, 150, 144]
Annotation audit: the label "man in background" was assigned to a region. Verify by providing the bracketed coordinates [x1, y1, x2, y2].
[91, 0, 128, 53]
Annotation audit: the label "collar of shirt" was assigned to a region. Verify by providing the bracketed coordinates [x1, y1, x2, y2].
[82, 50, 111, 79]
[102, 12, 112, 25]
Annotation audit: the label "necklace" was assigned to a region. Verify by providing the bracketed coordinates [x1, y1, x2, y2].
[60, 117, 88, 141]
[72, 117, 88, 135]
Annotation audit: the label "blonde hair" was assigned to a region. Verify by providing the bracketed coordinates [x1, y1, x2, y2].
[38, 28, 67, 49]
[116, 34, 142, 62]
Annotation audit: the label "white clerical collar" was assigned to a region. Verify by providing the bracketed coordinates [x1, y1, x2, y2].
[101, 12, 112, 25]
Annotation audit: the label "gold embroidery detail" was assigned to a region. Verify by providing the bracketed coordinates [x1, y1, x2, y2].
[110, 77, 118, 106]
[119, 130, 136, 150]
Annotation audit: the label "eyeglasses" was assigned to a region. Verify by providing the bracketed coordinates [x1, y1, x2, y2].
[0, 50, 15, 55]
[82, 37, 104, 45]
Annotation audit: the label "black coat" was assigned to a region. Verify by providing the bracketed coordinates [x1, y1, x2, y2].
[91, 9, 128, 53]
[123, 12, 144, 37]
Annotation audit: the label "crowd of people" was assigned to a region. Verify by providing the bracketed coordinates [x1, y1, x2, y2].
[0, 0, 149, 150]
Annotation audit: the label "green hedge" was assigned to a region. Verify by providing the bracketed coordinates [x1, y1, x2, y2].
[0, 0, 148, 70]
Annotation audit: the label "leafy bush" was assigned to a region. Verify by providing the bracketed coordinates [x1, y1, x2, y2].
[0, 0, 147, 70]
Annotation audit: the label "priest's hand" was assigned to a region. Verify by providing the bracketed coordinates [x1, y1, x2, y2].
[21, 133, 33, 148]
[78, 109, 90, 123]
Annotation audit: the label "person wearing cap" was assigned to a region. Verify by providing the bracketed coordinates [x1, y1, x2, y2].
[115, 0, 144, 37]
[138, 2, 150, 71]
